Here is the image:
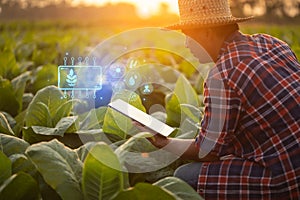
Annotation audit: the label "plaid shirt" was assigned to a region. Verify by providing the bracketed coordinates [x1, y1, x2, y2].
[195, 31, 300, 199]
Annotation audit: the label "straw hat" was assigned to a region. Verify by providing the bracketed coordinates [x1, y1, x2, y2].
[166, 0, 254, 29]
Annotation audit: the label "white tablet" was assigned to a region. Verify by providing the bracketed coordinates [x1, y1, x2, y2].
[108, 99, 175, 137]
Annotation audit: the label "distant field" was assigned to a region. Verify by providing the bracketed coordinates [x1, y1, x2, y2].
[1, 21, 299, 62]
[241, 24, 300, 58]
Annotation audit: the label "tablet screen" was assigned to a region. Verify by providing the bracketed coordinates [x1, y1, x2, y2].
[108, 99, 175, 137]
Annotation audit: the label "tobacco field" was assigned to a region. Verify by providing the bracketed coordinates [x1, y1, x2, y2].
[0, 22, 299, 200]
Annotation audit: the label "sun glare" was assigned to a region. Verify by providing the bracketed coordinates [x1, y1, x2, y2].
[74, 0, 179, 18]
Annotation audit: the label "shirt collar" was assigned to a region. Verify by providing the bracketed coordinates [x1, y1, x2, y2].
[217, 30, 242, 61]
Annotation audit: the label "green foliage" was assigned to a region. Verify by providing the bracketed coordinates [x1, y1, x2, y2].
[26, 139, 83, 200]
[0, 50, 20, 80]
[175, 104, 202, 139]
[29, 116, 77, 137]
[82, 142, 123, 200]
[78, 107, 107, 131]
[0, 151, 11, 185]
[13, 110, 27, 138]
[1, 22, 299, 200]
[30, 64, 58, 94]
[103, 91, 146, 139]
[0, 172, 40, 200]
[115, 132, 160, 173]
[23, 86, 78, 144]
[154, 177, 203, 200]
[25, 86, 69, 127]
[12, 72, 31, 111]
[0, 78, 20, 116]
[113, 183, 176, 200]
[0, 112, 15, 136]
[75, 142, 99, 162]
[9, 153, 37, 176]
[166, 74, 200, 127]
[0, 134, 30, 157]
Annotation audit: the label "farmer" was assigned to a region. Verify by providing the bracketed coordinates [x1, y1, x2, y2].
[135, 0, 300, 199]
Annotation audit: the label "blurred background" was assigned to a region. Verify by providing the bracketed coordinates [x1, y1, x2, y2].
[0, 0, 299, 110]
[1, 0, 300, 26]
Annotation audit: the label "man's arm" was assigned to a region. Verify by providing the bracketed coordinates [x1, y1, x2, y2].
[148, 133, 219, 162]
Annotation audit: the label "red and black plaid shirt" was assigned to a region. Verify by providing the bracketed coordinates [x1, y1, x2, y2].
[195, 31, 300, 199]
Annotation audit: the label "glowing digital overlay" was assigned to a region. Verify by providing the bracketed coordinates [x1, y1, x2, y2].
[58, 65, 103, 91]
[55, 28, 222, 174]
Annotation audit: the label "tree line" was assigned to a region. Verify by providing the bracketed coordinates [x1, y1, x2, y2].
[0, 0, 299, 23]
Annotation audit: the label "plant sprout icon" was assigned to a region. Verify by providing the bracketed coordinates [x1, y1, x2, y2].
[66, 69, 77, 87]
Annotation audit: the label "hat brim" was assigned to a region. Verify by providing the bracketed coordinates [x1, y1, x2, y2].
[165, 16, 254, 30]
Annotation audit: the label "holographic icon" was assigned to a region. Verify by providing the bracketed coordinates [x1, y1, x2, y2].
[141, 84, 153, 95]
[128, 59, 139, 69]
[58, 55, 103, 99]
[109, 63, 125, 79]
[125, 72, 142, 89]
[128, 75, 137, 86]
[71, 90, 75, 99]
[66, 69, 77, 87]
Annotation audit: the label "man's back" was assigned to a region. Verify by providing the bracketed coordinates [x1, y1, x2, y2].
[201, 31, 300, 198]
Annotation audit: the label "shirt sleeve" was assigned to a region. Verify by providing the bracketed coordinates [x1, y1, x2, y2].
[195, 67, 243, 158]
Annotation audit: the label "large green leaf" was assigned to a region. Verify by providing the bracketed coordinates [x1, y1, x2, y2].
[1, 112, 16, 130]
[26, 139, 83, 200]
[26, 102, 53, 127]
[173, 75, 199, 107]
[0, 151, 11, 185]
[52, 100, 77, 127]
[154, 177, 203, 200]
[31, 116, 77, 137]
[175, 104, 202, 139]
[36, 172, 62, 200]
[75, 141, 98, 162]
[113, 183, 176, 200]
[25, 86, 67, 127]
[9, 154, 37, 176]
[30, 64, 58, 93]
[103, 109, 132, 139]
[166, 75, 199, 127]
[59, 129, 105, 149]
[0, 134, 30, 157]
[22, 93, 34, 111]
[79, 107, 107, 130]
[13, 110, 27, 138]
[82, 142, 123, 200]
[22, 127, 55, 144]
[103, 91, 145, 139]
[0, 172, 39, 200]
[165, 93, 181, 127]
[115, 132, 164, 173]
[0, 77, 19, 116]
[0, 50, 20, 80]
[23, 115, 77, 145]
[11, 71, 31, 112]
[0, 112, 15, 135]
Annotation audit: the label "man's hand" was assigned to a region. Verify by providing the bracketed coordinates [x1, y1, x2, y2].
[132, 121, 170, 148]
[132, 121, 219, 162]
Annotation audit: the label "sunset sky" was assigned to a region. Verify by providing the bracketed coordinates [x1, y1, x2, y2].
[73, 0, 179, 17]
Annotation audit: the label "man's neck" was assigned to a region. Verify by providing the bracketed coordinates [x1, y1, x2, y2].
[208, 29, 238, 62]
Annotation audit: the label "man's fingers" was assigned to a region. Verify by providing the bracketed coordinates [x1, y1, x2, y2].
[132, 121, 157, 134]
